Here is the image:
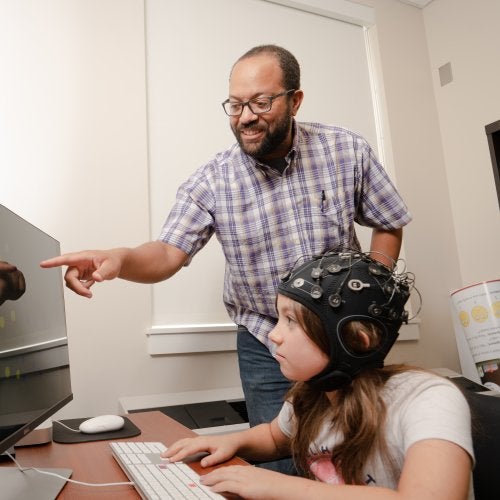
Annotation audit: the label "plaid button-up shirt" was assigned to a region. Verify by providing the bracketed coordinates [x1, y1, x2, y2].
[159, 122, 411, 349]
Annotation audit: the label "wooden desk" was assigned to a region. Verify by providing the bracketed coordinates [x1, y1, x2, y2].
[3, 411, 247, 499]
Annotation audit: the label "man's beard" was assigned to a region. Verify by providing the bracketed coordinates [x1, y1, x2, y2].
[232, 110, 293, 160]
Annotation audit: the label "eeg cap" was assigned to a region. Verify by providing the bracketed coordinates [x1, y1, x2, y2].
[278, 251, 412, 391]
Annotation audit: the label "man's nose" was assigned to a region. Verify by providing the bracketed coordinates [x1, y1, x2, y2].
[239, 103, 258, 123]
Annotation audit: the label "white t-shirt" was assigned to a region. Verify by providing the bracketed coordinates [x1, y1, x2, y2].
[278, 370, 474, 490]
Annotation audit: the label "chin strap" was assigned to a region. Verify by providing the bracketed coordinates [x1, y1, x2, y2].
[306, 370, 353, 392]
[306, 359, 385, 392]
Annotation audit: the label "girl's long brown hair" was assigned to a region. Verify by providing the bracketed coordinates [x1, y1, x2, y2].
[287, 301, 419, 485]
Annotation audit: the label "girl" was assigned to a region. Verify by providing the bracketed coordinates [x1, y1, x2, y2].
[163, 251, 473, 499]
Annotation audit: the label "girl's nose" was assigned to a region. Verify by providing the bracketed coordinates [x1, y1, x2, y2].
[269, 325, 282, 345]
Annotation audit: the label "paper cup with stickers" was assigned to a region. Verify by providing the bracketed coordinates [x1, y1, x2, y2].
[450, 280, 500, 389]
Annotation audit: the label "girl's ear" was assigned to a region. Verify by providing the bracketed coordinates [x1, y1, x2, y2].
[358, 329, 372, 350]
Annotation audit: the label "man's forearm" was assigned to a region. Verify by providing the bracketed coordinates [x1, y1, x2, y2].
[119, 241, 189, 283]
[369, 227, 403, 268]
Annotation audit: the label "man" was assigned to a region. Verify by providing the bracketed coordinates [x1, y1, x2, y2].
[41, 45, 411, 474]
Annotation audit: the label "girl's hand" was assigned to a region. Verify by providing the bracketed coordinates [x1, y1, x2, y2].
[200, 465, 287, 499]
[161, 435, 239, 468]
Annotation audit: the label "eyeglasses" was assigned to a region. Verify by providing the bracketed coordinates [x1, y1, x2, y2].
[221, 89, 296, 117]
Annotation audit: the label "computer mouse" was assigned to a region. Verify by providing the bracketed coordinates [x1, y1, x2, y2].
[79, 414, 125, 434]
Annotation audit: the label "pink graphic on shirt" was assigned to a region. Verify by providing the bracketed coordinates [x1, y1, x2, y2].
[308, 454, 345, 485]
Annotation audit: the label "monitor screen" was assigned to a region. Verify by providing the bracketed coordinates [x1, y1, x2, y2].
[0, 204, 72, 455]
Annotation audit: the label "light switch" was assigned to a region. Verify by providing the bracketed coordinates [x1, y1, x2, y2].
[439, 62, 453, 87]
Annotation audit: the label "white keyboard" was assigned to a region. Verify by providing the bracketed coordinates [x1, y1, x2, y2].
[110, 441, 224, 499]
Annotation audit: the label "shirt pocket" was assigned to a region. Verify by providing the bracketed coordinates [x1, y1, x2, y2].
[295, 190, 352, 252]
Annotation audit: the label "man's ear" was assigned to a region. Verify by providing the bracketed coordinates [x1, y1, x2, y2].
[291, 90, 304, 116]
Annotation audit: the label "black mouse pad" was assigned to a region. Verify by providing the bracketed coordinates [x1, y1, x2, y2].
[52, 416, 141, 444]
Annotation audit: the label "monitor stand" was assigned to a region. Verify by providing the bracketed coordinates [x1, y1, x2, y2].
[1, 467, 72, 500]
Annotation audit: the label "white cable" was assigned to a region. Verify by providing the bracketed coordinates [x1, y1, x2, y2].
[52, 420, 80, 433]
[6, 452, 134, 488]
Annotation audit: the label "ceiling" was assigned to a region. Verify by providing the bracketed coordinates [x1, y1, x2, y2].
[397, 0, 434, 7]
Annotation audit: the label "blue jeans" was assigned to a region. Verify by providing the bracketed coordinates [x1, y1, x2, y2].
[237, 326, 296, 475]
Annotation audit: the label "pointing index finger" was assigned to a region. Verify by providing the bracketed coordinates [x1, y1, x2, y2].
[40, 252, 88, 269]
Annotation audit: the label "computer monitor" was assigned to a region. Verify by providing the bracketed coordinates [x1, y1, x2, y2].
[0, 204, 73, 497]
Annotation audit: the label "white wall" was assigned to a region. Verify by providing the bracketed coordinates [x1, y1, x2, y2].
[1, 0, 152, 417]
[422, 0, 500, 285]
[363, 0, 500, 369]
[2, 0, 498, 418]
